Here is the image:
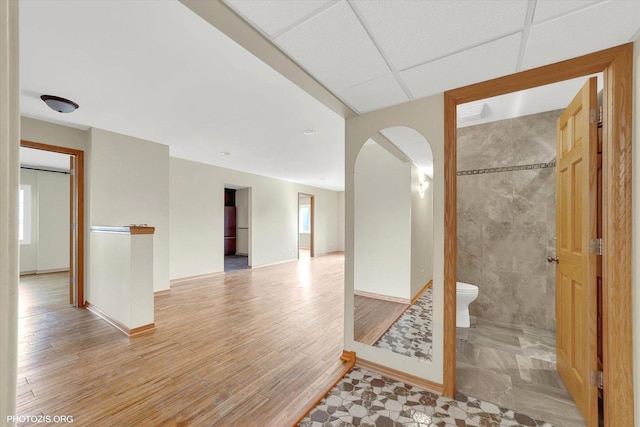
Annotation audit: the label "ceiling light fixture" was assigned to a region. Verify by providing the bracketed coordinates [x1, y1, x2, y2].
[220, 151, 231, 156]
[303, 129, 317, 136]
[40, 95, 79, 113]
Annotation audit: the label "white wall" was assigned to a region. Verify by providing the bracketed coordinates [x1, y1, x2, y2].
[632, 37, 639, 427]
[89, 128, 170, 292]
[19, 168, 70, 273]
[354, 142, 411, 300]
[170, 157, 342, 280]
[411, 168, 433, 297]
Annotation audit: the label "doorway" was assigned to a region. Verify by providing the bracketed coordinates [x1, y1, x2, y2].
[298, 193, 315, 259]
[443, 44, 633, 426]
[224, 186, 251, 273]
[453, 77, 601, 426]
[20, 140, 84, 307]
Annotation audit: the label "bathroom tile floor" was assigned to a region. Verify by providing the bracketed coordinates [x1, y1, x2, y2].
[299, 367, 558, 426]
[457, 318, 586, 427]
[373, 287, 433, 362]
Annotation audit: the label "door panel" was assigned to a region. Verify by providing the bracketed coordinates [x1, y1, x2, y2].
[555, 77, 598, 425]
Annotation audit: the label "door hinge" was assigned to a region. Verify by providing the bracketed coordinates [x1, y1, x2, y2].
[589, 238, 603, 255]
[590, 370, 604, 389]
[589, 108, 597, 124]
[70, 276, 74, 285]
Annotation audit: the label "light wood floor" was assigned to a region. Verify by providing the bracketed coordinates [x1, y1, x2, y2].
[353, 295, 408, 345]
[17, 253, 346, 426]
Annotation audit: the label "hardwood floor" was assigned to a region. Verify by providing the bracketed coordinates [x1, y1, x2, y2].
[17, 254, 346, 426]
[353, 295, 408, 345]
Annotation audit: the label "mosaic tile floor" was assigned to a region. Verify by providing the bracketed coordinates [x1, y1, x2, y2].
[373, 287, 433, 362]
[299, 367, 557, 427]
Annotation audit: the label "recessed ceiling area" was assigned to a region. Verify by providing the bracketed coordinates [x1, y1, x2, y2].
[224, 0, 640, 114]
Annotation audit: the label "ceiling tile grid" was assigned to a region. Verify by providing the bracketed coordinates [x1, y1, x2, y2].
[224, 0, 339, 37]
[273, 1, 390, 93]
[522, 0, 640, 70]
[349, 0, 528, 70]
[399, 33, 522, 100]
[224, 0, 640, 115]
[337, 73, 409, 113]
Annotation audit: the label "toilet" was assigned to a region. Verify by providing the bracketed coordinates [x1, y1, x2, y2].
[456, 282, 479, 328]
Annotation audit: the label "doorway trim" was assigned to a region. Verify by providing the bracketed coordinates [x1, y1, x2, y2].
[298, 192, 315, 257]
[20, 140, 85, 307]
[442, 43, 633, 425]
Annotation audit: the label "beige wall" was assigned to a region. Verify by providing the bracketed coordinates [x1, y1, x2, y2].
[19, 169, 70, 273]
[354, 142, 411, 300]
[170, 157, 342, 280]
[89, 128, 170, 292]
[345, 94, 445, 384]
[0, 0, 19, 422]
[411, 169, 433, 298]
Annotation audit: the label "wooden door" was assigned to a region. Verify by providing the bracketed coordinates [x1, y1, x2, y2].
[555, 77, 598, 425]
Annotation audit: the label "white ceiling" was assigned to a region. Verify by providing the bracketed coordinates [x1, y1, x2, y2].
[19, 1, 640, 192]
[19, 0, 345, 191]
[224, 0, 640, 114]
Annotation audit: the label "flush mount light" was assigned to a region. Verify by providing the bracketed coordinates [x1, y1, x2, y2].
[303, 129, 317, 136]
[220, 152, 231, 156]
[40, 95, 79, 113]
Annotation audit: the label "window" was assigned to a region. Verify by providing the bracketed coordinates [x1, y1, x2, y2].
[19, 184, 31, 245]
[299, 205, 310, 234]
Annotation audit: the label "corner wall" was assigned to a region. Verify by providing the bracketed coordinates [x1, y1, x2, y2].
[89, 128, 170, 292]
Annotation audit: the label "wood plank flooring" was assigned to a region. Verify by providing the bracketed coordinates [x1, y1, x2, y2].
[17, 253, 346, 426]
[353, 295, 408, 345]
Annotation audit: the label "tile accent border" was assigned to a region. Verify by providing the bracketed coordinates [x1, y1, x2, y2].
[457, 160, 556, 176]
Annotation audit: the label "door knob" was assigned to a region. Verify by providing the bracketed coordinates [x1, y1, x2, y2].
[547, 256, 559, 264]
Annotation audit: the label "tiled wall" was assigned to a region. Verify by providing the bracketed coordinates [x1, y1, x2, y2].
[457, 110, 561, 331]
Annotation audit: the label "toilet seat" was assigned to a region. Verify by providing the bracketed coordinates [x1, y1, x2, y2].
[456, 282, 478, 294]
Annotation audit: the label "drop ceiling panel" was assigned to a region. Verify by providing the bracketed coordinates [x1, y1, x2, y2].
[224, 0, 338, 37]
[350, 0, 527, 70]
[522, 1, 640, 70]
[337, 74, 409, 113]
[532, 0, 602, 24]
[274, 1, 390, 93]
[400, 34, 521, 100]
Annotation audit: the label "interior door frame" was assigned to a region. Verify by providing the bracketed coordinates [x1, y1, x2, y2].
[20, 140, 85, 307]
[442, 43, 634, 425]
[298, 192, 315, 257]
